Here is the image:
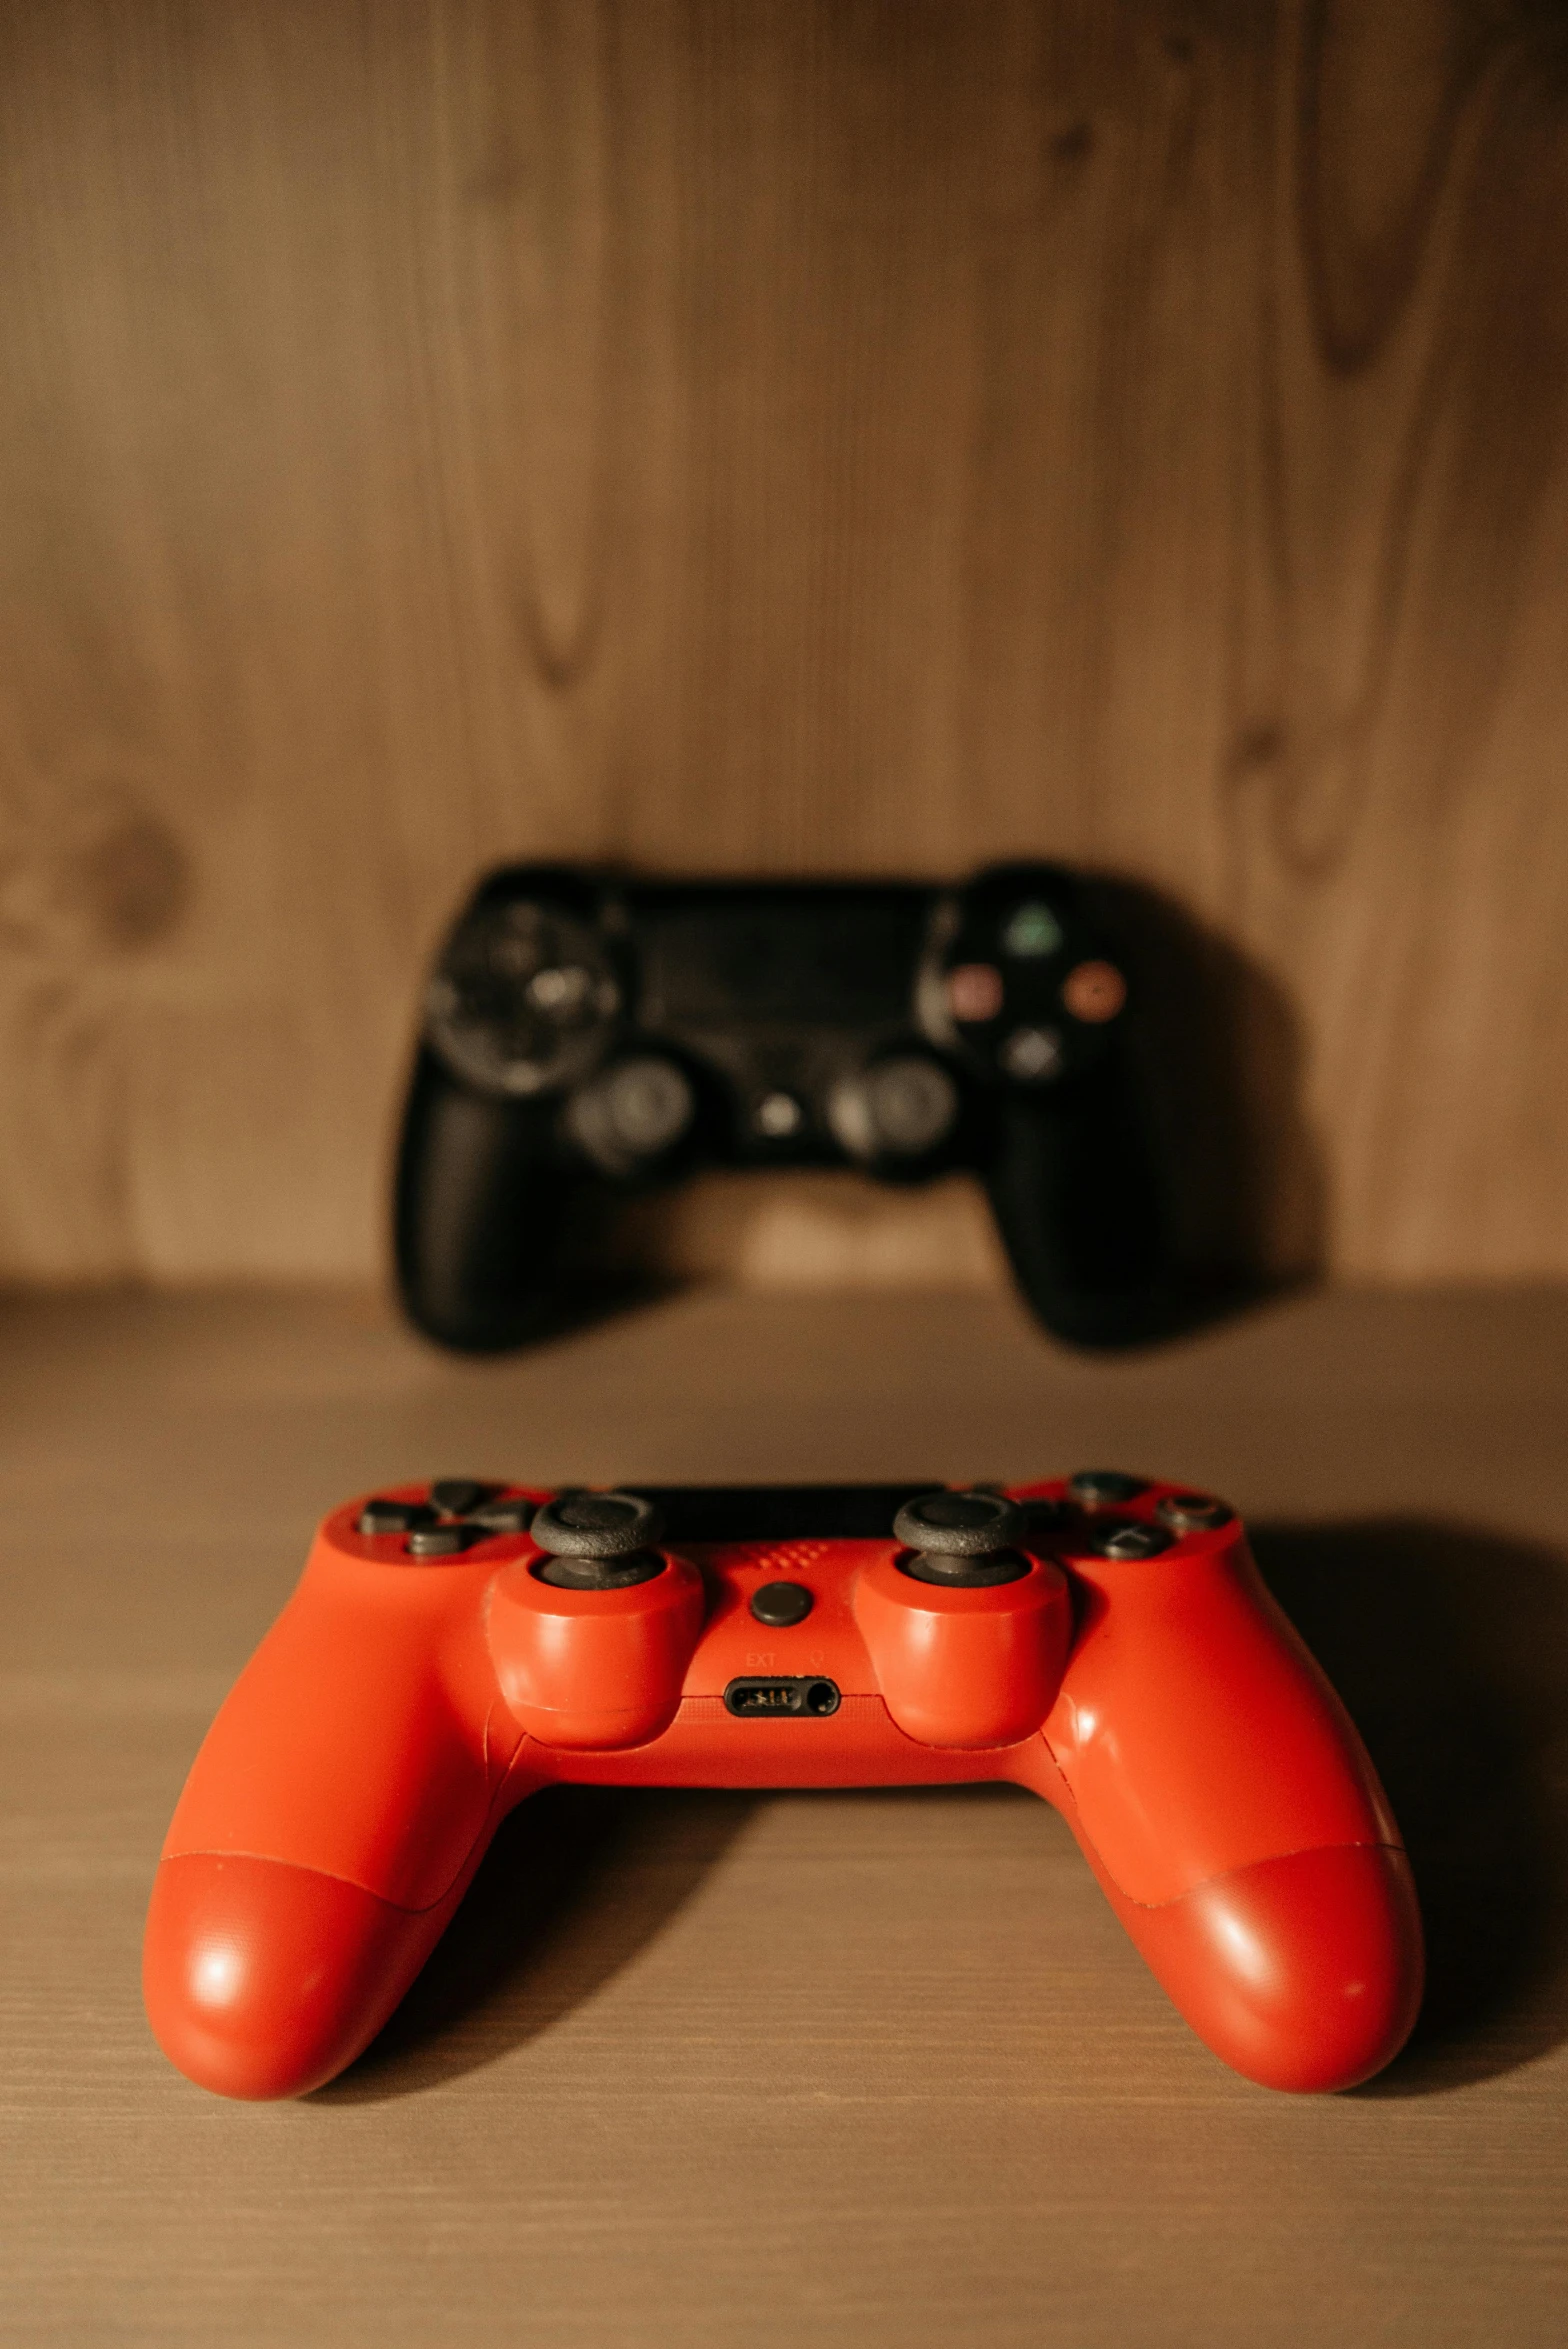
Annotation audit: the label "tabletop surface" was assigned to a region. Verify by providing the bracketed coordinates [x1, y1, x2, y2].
[2, 1280, 1566, 2347]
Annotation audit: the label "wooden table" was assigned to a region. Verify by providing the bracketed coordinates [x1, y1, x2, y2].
[3, 1283, 1566, 2345]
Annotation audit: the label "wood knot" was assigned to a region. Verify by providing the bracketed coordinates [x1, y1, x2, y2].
[61, 809, 191, 953]
[1230, 722, 1287, 776]
[1048, 120, 1095, 166]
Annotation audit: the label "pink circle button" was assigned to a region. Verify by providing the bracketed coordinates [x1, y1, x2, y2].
[947, 963, 1005, 1023]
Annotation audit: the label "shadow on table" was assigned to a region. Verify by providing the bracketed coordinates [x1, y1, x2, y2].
[319, 1787, 757, 2103]
[1252, 1516, 1568, 2095]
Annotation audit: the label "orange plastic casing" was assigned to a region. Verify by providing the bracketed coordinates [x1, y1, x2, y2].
[852, 1553, 1072, 1747]
[488, 1551, 706, 1747]
[144, 1482, 1423, 2102]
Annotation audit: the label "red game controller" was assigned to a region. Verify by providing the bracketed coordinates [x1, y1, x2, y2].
[143, 1477, 1424, 2099]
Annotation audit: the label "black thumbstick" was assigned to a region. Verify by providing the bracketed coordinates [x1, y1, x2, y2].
[893, 1490, 1023, 1553]
[566, 1055, 697, 1176]
[828, 1055, 959, 1162]
[529, 1491, 666, 1589]
[893, 1490, 1029, 1587]
[531, 1490, 665, 1555]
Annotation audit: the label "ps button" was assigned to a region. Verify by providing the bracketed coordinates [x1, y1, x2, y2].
[469, 1495, 536, 1534]
[750, 1581, 814, 1628]
[405, 1523, 487, 1559]
[431, 1478, 495, 1517]
[1087, 1521, 1175, 1562]
[358, 1498, 437, 1536]
[1156, 1491, 1234, 1533]
[1068, 1470, 1149, 1508]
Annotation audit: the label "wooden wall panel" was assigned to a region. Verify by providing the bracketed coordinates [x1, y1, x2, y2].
[0, 0, 1563, 1284]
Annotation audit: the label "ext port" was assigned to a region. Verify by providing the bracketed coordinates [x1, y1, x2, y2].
[723, 1676, 841, 1719]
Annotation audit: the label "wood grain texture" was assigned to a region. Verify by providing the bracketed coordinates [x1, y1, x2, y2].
[0, 0, 1564, 1283]
[1, 1283, 1566, 2346]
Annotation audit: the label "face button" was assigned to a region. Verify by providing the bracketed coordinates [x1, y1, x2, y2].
[358, 1498, 437, 1535]
[1000, 1025, 1063, 1081]
[468, 1495, 536, 1535]
[1000, 901, 1065, 959]
[404, 1523, 487, 1558]
[1083, 1520, 1175, 1561]
[755, 1090, 804, 1138]
[1068, 1470, 1150, 1508]
[430, 1478, 495, 1517]
[750, 1581, 814, 1628]
[531, 1491, 666, 1559]
[1156, 1491, 1235, 1534]
[1061, 960, 1127, 1024]
[947, 963, 1005, 1024]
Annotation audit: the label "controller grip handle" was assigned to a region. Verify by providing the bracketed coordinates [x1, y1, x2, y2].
[142, 1530, 547, 2097]
[394, 1051, 603, 1352]
[1016, 1523, 1425, 2086]
[142, 1851, 468, 2100]
[145, 1705, 548, 2103]
[984, 1081, 1169, 1345]
[1090, 1837, 1425, 2093]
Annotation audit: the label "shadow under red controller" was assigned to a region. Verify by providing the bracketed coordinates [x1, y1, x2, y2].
[144, 1478, 1423, 2099]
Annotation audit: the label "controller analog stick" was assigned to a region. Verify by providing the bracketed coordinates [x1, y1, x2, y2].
[893, 1490, 1028, 1587]
[827, 1055, 959, 1163]
[566, 1055, 696, 1176]
[530, 1490, 667, 1589]
[893, 1490, 1023, 1553]
[532, 1491, 665, 1556]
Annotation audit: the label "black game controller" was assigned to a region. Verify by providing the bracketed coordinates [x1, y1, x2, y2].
[394, 865, 1173, 1350]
